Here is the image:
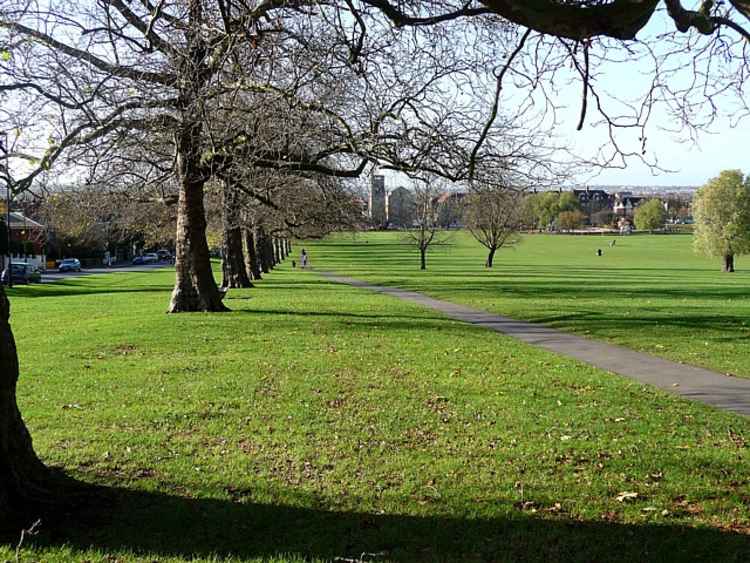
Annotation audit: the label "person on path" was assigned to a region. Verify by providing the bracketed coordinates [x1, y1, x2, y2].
[300, 248, 308, 269]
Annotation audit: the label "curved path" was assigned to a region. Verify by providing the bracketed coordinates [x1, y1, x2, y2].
[322, 272, 750, 417]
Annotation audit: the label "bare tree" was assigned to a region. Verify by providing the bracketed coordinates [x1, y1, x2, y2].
[464, 184, 523, 267]
[403, 179, 452, 270]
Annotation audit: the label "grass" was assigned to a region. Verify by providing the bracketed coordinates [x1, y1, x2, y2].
[305, 231, 750, 378]
[2, 259, 750, 561]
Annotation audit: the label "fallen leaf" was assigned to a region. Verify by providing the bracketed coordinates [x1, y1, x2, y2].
[616, 491, 639, 502]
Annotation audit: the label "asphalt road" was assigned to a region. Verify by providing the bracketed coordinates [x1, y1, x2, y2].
[40, 262, 169, 283]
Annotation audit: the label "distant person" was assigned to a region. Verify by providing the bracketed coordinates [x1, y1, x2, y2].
[300, 248, 308, 269]
[596, 248, 603, 256]
[609, 239, 616, 247]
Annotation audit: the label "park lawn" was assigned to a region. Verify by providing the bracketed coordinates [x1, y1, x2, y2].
[305, 232, 750, 378]
[1, 264, 749, 561]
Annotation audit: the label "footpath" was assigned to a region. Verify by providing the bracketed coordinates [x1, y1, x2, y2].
[322, 272, 750, 417]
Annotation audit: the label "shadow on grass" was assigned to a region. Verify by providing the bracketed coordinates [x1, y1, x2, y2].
[8, 284, 174, 299]
[27, 485, 750, 562]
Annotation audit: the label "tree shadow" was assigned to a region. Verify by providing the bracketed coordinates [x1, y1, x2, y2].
[22, 484, 750, 562]
[7, 284, 174, 299]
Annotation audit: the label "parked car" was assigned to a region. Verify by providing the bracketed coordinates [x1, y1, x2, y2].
[132, 255, 145, 265]
[156, 249, 172, 262]
[58, 258, 81, 272]
[1, 262, 42, 284]
[143, 253, 159, 264]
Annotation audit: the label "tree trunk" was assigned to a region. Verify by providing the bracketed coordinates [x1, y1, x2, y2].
[486, 247, 497, 268]
[258, 229, 271, 274]
[420, 247, 427, 270]
[273, 238, 281, 264]
[286, 239, 292, 255]
[0, 286, 61, 529]
[724, 254, 735, 273]
[168, 126, 228, 313]
[243, 228, 262, 281]
[266, 235, 277, 269]
[220, 182, 252, 289]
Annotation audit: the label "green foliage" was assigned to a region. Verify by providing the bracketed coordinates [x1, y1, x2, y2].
[634, 199, 667, 231]
[6, 262, 750, 561]
[693, 169, 750, 260]
[557, 192, 582, 213]
[525, 191, 582, 229]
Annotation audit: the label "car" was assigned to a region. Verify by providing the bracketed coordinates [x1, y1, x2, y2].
[1, 262, 42, 284]
[143, 253, 159, 264]
[132, 255, 145, 265]
[156, 249, 172, 262]
[58, 258, 81, 272]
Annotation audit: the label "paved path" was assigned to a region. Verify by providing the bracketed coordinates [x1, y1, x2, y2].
[323, 273, 750, 417]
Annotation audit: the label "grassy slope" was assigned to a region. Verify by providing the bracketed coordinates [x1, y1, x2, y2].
[306, 232, 750, 378]
[2, 264, 749, 561]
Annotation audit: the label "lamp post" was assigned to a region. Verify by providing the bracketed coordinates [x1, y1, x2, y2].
[0, 131, 11, 287]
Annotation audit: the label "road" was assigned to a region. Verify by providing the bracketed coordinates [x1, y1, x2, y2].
[40, 263, 169, 283]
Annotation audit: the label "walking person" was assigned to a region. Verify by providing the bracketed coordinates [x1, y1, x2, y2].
[300, 248, 308, 269]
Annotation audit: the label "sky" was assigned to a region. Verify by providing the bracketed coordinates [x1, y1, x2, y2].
[551, 10, 749, 188]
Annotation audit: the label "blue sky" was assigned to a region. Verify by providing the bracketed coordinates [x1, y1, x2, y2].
[552, 9, 748, 187]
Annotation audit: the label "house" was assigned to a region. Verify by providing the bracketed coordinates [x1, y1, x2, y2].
[2, 211, 47, 270]
[433, 191, 467, 228]
[613, 193, 646, 217]
[573, 187, 614, 225]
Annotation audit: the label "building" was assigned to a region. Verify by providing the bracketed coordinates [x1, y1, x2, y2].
[1, 211, 47, 270]
[434, 191, 467, 228]
[368, 174, 387, 227]
[613, 193, 646, 217]
[386, 186, 416, 227]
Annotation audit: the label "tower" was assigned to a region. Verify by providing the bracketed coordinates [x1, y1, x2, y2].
[369, 174, 386, 227]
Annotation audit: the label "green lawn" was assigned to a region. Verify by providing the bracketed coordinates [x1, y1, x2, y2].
[305, 232, 750, 378]
[3, 261, 750, 561]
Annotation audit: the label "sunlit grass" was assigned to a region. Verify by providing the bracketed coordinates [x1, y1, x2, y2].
[2, 259, 749, 561]
[306, 231, 750, 377]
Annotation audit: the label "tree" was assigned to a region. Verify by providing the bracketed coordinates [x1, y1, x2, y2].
[634, 199, 667, 232]
[693, 170, 750, 272]
[464, 186, 522, 267]
[2, 2, 538, 314]
[558, 192, 582, 214]
[557, 209, 586, 231]
[403, 180, 451, 270]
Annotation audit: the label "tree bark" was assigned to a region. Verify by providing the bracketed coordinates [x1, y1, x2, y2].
[258, 228, 271, 274]
[221, 182, 252, 289]
[0, 286, 61, 529]
[267, 236, 277, 268]
[724, 254, 735, 272]
[486, 247, 497, 268]
[168, 125, 228, 313]
[420, 247, 427, 270]
[243, 228, 262, 281]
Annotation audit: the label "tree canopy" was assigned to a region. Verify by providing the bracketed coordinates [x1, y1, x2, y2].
[634, 199, 667, 231]
[693, 169, 750, 272]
